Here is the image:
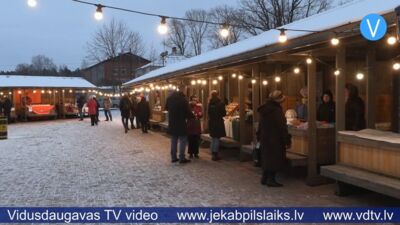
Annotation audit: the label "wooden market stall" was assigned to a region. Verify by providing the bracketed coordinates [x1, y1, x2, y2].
[123, 0, 400, 190]
[0, 75, 97, 121]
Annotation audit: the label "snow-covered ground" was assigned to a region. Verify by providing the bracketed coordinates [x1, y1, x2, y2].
[0, 112, 397, 208]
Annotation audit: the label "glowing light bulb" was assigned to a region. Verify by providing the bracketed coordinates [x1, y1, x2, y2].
[251, 79, 256, 84]
[393, 63, 400, 70]
[275, 76, 281, 83]
[278, 29, 287, 43]
[356, 73, 364, 80]
[238, 75, 243, 80]
[331, 37, 340, 46]
[293, 67, 300, 74]
[220, 27, 230, 39]
[158, 17, 168, 35]
[334, 69, 340, 76]
[218, 76, 223, 81]
[231, 73, 237, 78]
[262, 80, 268, 86]
[212, 80, 218, 85]
[202, 80, 207, 85]
[306, 58, 313, 64]
[27, 0, 37, 8]
[94, 5, 103, 21]
[387, 36, 397, 45]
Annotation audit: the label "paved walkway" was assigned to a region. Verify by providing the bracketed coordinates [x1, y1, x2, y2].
[0, 113, 398, 223]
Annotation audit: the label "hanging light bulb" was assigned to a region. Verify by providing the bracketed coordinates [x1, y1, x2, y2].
[69, 89, 73, 93]
[18, 90, 22, 95]
[278, 29, 287, 43]
[94, 4, 104, 21]
[219, 23, 230, 39]
[334, 69, 341, 76]
[356, 72, 364, 80]
[275, 76, 281, 83]
[262, 80, 268, 86]
[238, 75, 243, 80]
[231, 73, 237, 78]
[191, 80, 196, 85]
[212, 80, 218, 85]
[218, 76, 223, 81]
[251, 79, 257, 84]
[387, 36, 397, 45]
[331, 34, 340, 46]
[33, 90, 37, 94]
[293, 67, 300, 74]
[41, 90, 45, 94]
[197, 79, 202, 84]
[306, 57, 313, 64]
[393, 62, 400, 70]
[158, 17, 168, 35]
[202, 80, 207, 85]
[27, 0, 37, 8]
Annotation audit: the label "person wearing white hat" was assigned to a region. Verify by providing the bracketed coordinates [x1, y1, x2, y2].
[257, 90, 291, 187]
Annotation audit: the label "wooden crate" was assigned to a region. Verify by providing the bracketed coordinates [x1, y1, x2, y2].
[338, 134, 400, 179]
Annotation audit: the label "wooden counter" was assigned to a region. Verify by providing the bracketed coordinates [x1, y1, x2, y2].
[337, 131, 400, 179]
[287, 126, 335, 165]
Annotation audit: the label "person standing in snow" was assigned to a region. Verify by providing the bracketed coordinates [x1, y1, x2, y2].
[87, 96, 98, 126]
[119, 95, 132, 133]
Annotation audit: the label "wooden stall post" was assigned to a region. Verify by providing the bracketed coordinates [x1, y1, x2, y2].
[306, 57, 319, 186]
[23, 89, 27, 122]
[366, 44, 376, 129]
[335, 47, 346, 159]
[239, 75, 249, 146]
[393, 69, 400, 133]
[252, 64, 260, 123]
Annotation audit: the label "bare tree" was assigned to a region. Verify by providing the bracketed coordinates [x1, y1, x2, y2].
[208, 5, 245, 49]
[185, 9, 210, 56]
[15, 55, 58, 75]
[165, 19, 189, 56]
[86, 18, 145, 63]
[236, 0, 331, 36]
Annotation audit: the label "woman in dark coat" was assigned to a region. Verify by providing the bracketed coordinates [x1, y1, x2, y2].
[257, 90, 291, 187]
[208, 90, 226, 161]
[119, 95, 132, 133]
[137, 95, 150, 133]
[317, 90, 336, 123]
[345, 84, 366, 131]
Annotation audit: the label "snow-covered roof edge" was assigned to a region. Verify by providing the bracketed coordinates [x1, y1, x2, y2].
[0, 75, 97, 88]
[124, 0, 399, 86]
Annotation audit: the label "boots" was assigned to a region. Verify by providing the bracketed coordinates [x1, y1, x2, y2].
[262, 171, 283, 187]
[212, 152, 221, 161]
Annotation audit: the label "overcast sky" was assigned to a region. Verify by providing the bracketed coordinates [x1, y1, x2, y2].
[0, 0, 236, 71]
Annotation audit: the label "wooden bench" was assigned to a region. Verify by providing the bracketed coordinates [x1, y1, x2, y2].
[321, 164, 400, 199]
[200, 134, 241, 148]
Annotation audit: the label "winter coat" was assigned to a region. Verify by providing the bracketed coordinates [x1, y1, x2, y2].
[119, 96, 132, 118]
[345, 97, 366, 131]
[77, 96, 85, 108]
[207, 97, 226, 138]
[187, 102, 203, 135]
[137, 99, 150, 122]
[165, 91, 194, 136]
[94, 98, 100, 111]
[2, 98, 12, 113]
[317, 91, 336, 123]
[103, 98, 112, 110]
[257, 100, 291, 172]
[87, 99, 97, 116]
[130, 96, 138, 117]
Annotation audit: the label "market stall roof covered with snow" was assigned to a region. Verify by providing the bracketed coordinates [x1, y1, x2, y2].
[0, 75, 97, 88]
[124, 0, 400, 86]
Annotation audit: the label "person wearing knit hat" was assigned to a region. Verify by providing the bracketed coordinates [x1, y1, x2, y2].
[257, 89, 291, 187]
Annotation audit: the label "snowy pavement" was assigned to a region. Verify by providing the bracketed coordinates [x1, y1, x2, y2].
[0, 112, 398, 209]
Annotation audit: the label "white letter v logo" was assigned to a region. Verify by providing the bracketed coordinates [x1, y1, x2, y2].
[366, 19, 380, 38]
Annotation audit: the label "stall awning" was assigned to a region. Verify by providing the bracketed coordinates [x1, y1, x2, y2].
[124, 0, 400, 86]
[0, 75, 97, 89]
